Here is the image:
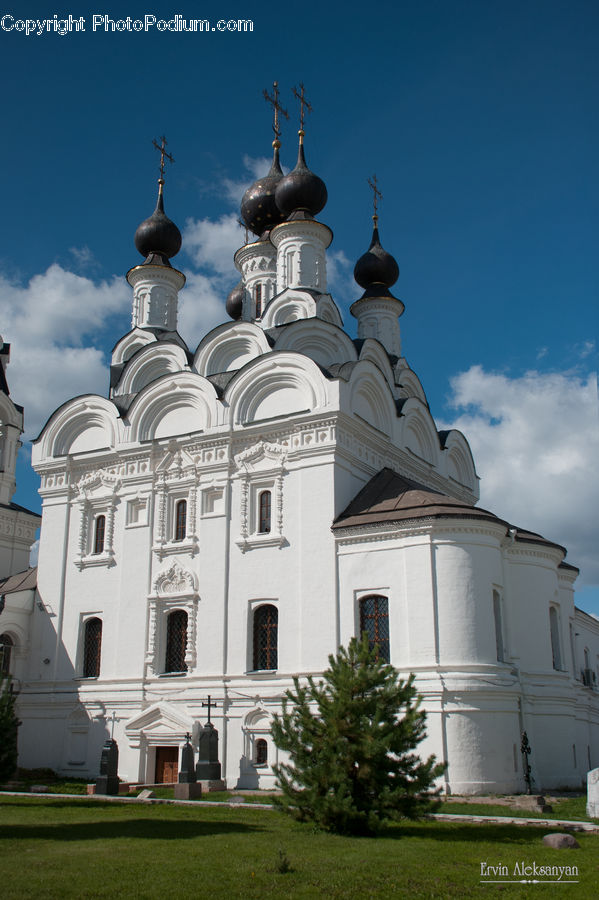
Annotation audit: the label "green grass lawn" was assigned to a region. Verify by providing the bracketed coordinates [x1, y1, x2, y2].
[1, 796, 597, 899]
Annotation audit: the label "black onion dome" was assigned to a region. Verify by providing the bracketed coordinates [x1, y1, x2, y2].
[226, 280, 244, 320]
[354, 224, 399, 290]
[275, 140, 327, 218]
[240, 145, 285, 237]
[134, 190, 182, 262]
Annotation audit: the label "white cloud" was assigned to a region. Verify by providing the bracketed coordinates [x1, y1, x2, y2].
[182, 213, 242, 276]
[0, 265, 129, 438]
[327, 249, 356, 310]
[178, 270, 228, 350]
[442, 366, 599, 586]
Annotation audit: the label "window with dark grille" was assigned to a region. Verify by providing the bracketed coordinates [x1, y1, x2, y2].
[0, 633, 13, 676]
[255, 284, 262, 318]
[549, 607, 561, 670]
[83, 618, 102, 677]
[255, 738, 268, 765]
[359, 595, 390, 663]
[174, 500, 187, 542]
[165, 610, 188, 673]
[258, 490, 271, 534]
[253, 604, 278, 670]
[93, 515, 106, 554]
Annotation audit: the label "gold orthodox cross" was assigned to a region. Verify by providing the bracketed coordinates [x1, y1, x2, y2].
[263, 80, 289, 142]
[367, 174, 382, 223]
[152, 135, 175, 184]
[292, 82, 312, 133]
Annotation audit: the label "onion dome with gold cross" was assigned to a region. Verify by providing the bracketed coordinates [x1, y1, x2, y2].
[274, 83, 327, 219]
[353, 221, 400, 300]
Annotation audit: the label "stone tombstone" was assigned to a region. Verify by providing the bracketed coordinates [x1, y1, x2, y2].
[587, 767, 599, 819]
[95, 739, 119, 796]
[196, 722, 222, 781]
[178, 735, 197, 784]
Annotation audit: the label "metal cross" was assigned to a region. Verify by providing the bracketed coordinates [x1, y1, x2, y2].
[237, 217, 249, 245]
[263, 80, 289, 141]
[184, 731, 192, 745]
[367, 174, 382, 221]
[202, 695, 218, 724]
[292, 82, 312, 132]
[152, 135, 175, 182]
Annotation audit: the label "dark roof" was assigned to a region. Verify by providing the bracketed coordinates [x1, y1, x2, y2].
[0, 566, 37, 594]
[333, 468, 504, 530]
[332, 468, 568, 555]
[0, 501, 41, 519]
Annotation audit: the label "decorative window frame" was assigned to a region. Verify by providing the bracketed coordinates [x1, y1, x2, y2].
[242, 707, 274, 770]
[234, 441, 286, 552]
[74, 470, 121, 570]
[153, 445, 199, 560]
[146, 559, 199, 676]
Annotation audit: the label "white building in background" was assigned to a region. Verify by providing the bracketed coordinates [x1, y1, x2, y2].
[8, 113, 599, 793]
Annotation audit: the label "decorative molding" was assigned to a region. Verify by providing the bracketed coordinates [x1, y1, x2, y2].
[146, 560, 199, 675]
[74, 469, 120, 570]
[152, 559, 198, 597]
[234, 441, 287, 552]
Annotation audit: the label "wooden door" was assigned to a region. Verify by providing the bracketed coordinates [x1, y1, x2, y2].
[155, 746, 179, 783]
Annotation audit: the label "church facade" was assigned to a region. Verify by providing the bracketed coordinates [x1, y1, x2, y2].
[9, 112, 599, 793]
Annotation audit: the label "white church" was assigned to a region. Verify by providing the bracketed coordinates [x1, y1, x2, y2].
[1, 100, 598, 794]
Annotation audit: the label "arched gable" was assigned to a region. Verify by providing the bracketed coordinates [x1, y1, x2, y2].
[397, 397, 440, 467]
[111, 328, 158, 366]
[358, 339, 397, 395]
[273, 319, 357, 369]
[345, 361, 396, 438]
[440, 429, 479, 497]
[126, 372, 220, 442]
[225, 352, 329, 427]
[35, 396, 120, 460]
[395, 363, 429, 405]
[114, 342, 189, 396]
[315, 294, 344, 327]
[194, 321, 271, 377]
[260, 288, 317, 328]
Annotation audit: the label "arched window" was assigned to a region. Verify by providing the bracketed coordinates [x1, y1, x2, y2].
[0, 633, 13, 676]
[549, 607, 562, 670]
[93, 515, 106, 555]
[493, 590, 504, 662]
[255, 738, 268, 765]
[255, 284, 262, 318]
[83, 618, 102, 677]
[258, 490, 271, 534]
[359, 595, 390, 663]
[174, 500, 187, 542]
[165, 610, 188, 673]
[253, 604, 278, 670]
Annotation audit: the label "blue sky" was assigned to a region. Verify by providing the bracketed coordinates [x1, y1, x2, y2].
[0, 1, 597, 611]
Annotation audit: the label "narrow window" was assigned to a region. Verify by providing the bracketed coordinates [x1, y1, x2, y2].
[493, 590, 504, 662]
[0, 634, 13, 676]
[255, 283, 262, 318]
[165, 610, 188, 673]
[253, 604, 278, 670]
[174, 500, 187, 542]
[255, 738, 268, 765]
[583, 648, 591, 685]
[93, 515, 106, 555]
[549, 607, 562, 670]
[258, 490, 271, 534]
[83, 618, 102, 677]
[359, 595, 390, 663]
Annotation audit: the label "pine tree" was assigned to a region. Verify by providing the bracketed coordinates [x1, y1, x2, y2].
[0, 673, 20, 783]
[271, 635, 446, 834]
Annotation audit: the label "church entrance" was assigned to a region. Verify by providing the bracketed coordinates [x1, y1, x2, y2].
[155, 746, 179, 783]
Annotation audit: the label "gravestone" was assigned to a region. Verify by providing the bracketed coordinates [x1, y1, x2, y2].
[95, 739, 119, 795]
[174, 734, 202, 799]
[587, 767, 599, 818]
[196, 723, 221, 780]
